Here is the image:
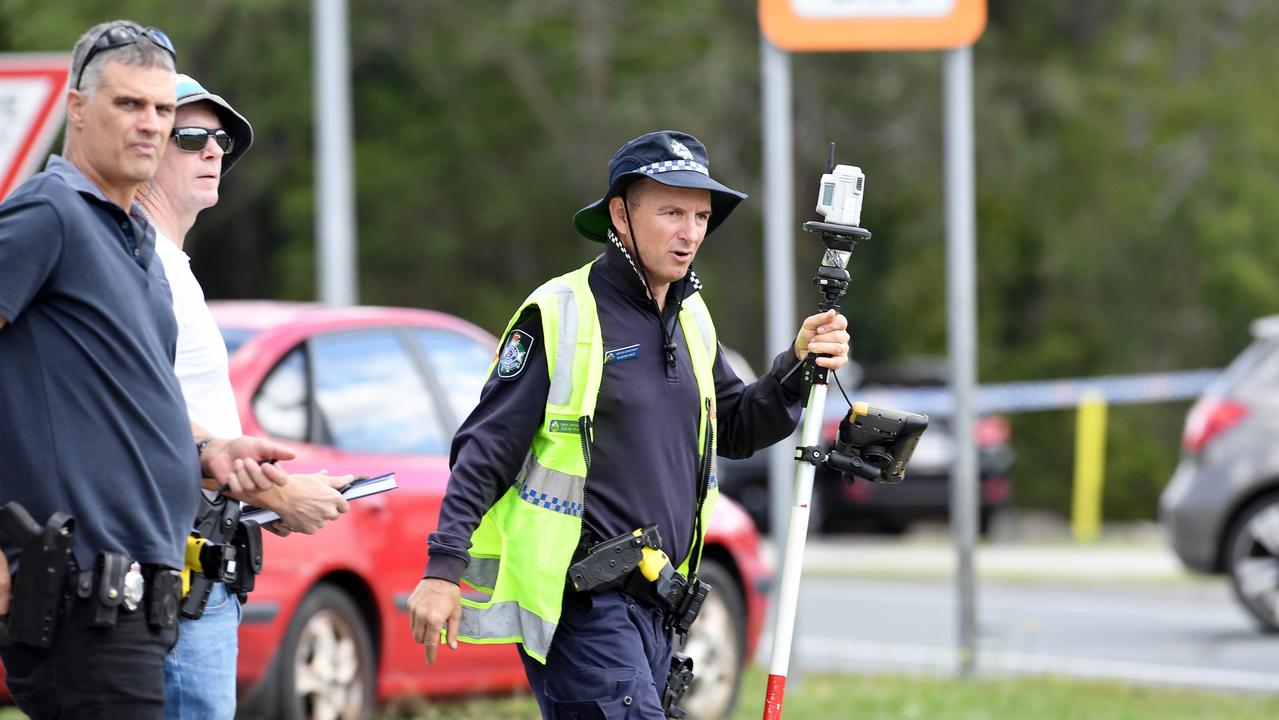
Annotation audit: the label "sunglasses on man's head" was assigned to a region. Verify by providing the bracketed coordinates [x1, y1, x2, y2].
[75, 25, 177, 90]
[171, 127, 233, 153]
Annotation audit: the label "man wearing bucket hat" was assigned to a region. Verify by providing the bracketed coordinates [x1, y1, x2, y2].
[408, 130, 850, 717]
[139, 74, 353, 719]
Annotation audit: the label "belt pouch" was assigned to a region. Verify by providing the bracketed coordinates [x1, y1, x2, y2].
[228, 521, 263, 599]
[89, 551, 129, 628]
[147, 569, 181, 630]
[181, 574, 215, 620]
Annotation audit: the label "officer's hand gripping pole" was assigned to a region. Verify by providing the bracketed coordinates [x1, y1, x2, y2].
[762, 146, 928, 720]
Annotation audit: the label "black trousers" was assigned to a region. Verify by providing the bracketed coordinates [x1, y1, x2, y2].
[0, 596, 178, 719]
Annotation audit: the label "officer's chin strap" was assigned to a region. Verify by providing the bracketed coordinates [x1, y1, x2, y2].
[615, 198, 682, 368]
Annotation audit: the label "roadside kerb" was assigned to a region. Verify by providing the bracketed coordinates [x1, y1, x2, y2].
[784, 538, 1197, 584]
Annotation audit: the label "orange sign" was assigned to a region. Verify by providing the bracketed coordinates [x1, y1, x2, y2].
[760, 0, 986, 52]
[0, 54, 70, 200]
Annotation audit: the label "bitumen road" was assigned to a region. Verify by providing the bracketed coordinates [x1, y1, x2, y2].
[758, 535, 1279, 693]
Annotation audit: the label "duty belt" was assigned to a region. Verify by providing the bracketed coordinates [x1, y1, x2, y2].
[566, 525, 711, 636]
[0, 501, 181, 647]
[73, 554, 182, 631]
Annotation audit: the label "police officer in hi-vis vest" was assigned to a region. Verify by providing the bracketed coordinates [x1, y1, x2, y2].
[408, 130, 851, 718]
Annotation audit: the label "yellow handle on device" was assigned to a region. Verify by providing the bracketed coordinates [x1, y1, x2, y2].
[182, 535, 209, 597]
[639, 546, 670, 581]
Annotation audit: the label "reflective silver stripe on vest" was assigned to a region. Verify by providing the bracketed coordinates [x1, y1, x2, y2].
[546, 284, 578, 407]
[685, 297, 716, 362]
[460, 599, 556, 659]
[517, 452, 585, 517]
[462, 557, 500, 592]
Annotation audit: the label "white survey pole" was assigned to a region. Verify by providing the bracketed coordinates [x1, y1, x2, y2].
[762, 381, 828, 720]
[944, 44, 979, 677]
[313, 0, 358, 306]
[760, 35, 797, 552]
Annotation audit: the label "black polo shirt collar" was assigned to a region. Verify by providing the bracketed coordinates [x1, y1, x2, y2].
[44, 155, 157, 270]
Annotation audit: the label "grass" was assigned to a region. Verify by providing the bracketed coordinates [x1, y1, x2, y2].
[377, 666, 1279, 719]
[728, 668, 1279, 720]
[4, 667, 1276, 719]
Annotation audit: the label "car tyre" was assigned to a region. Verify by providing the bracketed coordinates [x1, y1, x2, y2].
[675, 559, 746, 719]
[1225, 492, 1279, 632]
[277, 584, 377, 720]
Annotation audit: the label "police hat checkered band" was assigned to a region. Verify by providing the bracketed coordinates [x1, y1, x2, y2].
[638, 159, 709, 177]
[572, 130, 748, 242]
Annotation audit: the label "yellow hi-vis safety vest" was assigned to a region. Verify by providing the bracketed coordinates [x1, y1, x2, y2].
[456, 259, 721, 663]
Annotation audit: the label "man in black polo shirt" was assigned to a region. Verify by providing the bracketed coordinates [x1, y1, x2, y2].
[0, 20, 291, 719]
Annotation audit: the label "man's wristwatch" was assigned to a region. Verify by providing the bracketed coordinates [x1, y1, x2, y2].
[196, 438, 212, 460]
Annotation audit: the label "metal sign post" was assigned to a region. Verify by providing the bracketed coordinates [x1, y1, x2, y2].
[943, 44, 979, 676]
[313, 0, 358, 306]
[760, 35, 797, 563]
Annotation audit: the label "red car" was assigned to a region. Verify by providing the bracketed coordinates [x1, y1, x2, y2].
[177, 301, 765, 719]
[0, 301, 769, 718]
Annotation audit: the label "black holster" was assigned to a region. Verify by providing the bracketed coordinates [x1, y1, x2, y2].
[662, 651, 695, 719]
[569, 526, 712, 637]
[0, 502, 75, 648]
[649, 569, 710, 637]
[181, 495, 262, 618]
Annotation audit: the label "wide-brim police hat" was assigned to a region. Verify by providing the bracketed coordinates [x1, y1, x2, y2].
[573, 130, 747, 243]
[174, 73, 253, 174]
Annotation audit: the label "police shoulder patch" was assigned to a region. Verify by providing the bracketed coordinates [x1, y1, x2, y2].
[497, 329, 535, 380]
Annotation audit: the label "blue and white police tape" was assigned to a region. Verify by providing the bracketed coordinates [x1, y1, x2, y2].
[824, 368, 1222, 419]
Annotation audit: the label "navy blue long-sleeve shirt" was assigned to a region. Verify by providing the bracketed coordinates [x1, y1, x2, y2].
[426, 243, 806, 583]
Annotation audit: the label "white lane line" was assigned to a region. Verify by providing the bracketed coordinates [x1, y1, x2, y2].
[769, 636, 1279, 692]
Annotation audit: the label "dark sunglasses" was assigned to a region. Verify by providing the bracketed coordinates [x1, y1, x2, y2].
[74, 25, 177, 90]
[171, 127, 233, 153]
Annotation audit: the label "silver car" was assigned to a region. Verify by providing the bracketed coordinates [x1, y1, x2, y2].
[1161, 315, 1279, 630]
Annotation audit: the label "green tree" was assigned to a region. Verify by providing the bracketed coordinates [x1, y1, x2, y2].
[6, 0, 1279, 519]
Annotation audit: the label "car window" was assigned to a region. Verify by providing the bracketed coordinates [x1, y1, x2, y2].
[411, 329, 494, 428]
[1215, 339, 1279, 397]
[254, 347, 308, 442]
[220, 327, 258, 357]
[311, 329, 448, 455]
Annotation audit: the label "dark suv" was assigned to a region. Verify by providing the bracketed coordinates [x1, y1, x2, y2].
[1161, 316, 1279, 630]
[718, 353, 1014, 534]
